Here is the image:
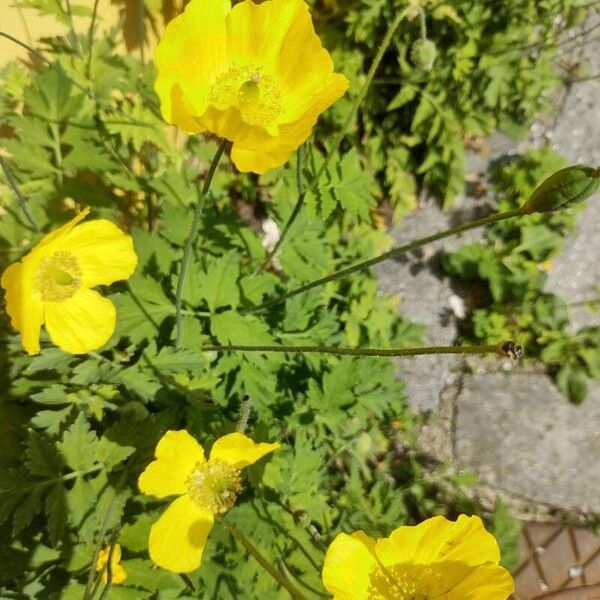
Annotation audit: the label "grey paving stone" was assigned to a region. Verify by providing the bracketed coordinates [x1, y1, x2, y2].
[454, 373, 600, 511]
[375, 202, 458, 412]
[544, 16, 600, 329]
[375, 135, 522, 412]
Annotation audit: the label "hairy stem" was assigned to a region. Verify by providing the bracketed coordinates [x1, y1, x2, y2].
[175, 140, 228, 348]
[0, 155, 40, 232]
[218, 516, 311, 600]
[86, 0, 101, 77]
[200, 342, 519, 359]
[245, 207, 526, 314]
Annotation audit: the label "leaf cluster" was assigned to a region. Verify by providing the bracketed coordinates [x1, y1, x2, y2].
[0, 21, 511, 599]
[443, 147, 600, 403]
[310, 0, 589, 207]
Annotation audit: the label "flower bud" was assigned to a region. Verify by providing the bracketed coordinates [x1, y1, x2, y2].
[522, 165, 600, 214]
[410, 39, 437, 72]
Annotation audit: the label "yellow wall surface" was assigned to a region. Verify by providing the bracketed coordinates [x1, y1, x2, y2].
[0, 0, 178, 66]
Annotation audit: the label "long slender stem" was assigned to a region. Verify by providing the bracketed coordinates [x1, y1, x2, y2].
[86, 0, 101, 78]
[244, 207, 526, 314]
[0, 155, 40, 232]
[262, 8, 408, 267]
[50, 123, 64, 185]
[138, 0, 146, 65]
[83, 461, 131, 600]
[201, 342, 516, 358]
[97, 540, 115, 600]
[217, 516, 311, 600]
[175, 140, 228, 348]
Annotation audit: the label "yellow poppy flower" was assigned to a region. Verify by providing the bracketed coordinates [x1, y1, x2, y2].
[322, 515, 514, 600]
[1, 208, 137, 355]
[138, 429, 279, 573]
[95, 543, 127, 584]
[154, 0, 349, 174]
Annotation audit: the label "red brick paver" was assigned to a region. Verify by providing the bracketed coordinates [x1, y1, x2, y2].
[515, 523, 600, 599]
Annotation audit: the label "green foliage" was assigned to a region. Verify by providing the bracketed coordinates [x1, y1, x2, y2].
[311, 0, 584, 207]
[444, 147, 600, 403]
[0, 17, 510, 599]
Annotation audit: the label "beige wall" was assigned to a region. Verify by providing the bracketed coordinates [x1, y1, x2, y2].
[0, 0, 183, 66]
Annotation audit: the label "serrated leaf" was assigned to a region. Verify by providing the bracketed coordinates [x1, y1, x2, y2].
[12, 488, 44, 536]
[121, 558, 183, 592]
[147, 344, 204, 373]
[95, 438, 135, 471]
[31, 384, 69, 406]
[211, 311, 274, 346]
[198, 251, 240, 311]
[25, 431, 63, 477]
[113, 276, 173, 344]
[57, 413, 99, 472]
[67, 476, 96, 527]
[46, 484, 68, 545]
[25, 348, 72, 373]
[120, 512, 158, 552]
[30, 407, 72, 435]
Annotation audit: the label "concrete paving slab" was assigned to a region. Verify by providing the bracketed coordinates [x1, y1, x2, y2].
[545, 14, 600, 329]
[454, 373, 600, 512]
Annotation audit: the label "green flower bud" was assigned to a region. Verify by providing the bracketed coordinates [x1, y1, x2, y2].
[522, 165, 600, 214]
[410, 39, 437, 72]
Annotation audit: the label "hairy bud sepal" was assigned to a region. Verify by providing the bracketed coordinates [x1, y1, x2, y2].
[410, 39, 437, 72]
[523, 165, 600, 214]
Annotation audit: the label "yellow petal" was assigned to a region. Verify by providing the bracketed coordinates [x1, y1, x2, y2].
[322, 531, 377, 600]
[139, 430, 205, 499]
[154, 0, 230, 128]
[43, 288, 116, 354]
[375, 515, 501, 567]
[58, 219, 138, 287]
[96, 544, 127, 584]
[229, 72, 348, 174]
[111, 543, 122, 564]
[272, 1, 348, 123]
[108, 563, 127, 585]
[209, 433, 279, 469]
[149, 495, 214, 573]
[1, 260, 45, 355]
[446, 563, 514, 599]
[36, 208, 90, 251]
[225, 0, 306, 71]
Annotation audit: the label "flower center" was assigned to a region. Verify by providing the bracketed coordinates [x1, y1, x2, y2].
[34, 250, 82, 301]
[209, 64, 282, 127]
[367, 563, 444, 600]
[186, 459, 242, 514]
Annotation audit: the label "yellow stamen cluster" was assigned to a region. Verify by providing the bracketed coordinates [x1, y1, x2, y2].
[209, 64, 282, 127]
[368, 563, 442, 600]
[187, 459, 242, 513]
[34, 251, 81, 301]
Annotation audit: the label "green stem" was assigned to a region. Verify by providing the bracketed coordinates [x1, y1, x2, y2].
[0, 155, 40, 232]
[50, 123, 63, 185]
[0, 465, 103, 497]
[217, 516, 311, 600]
[86, 0, 101, 78]
[201, 342, 517, 359]
[83, 461, 132, 600]
[138, 0, 146, 65]
[262, 8, 408, 267]
[244, 207, 526, 314]
[175, 140, 228, 348]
